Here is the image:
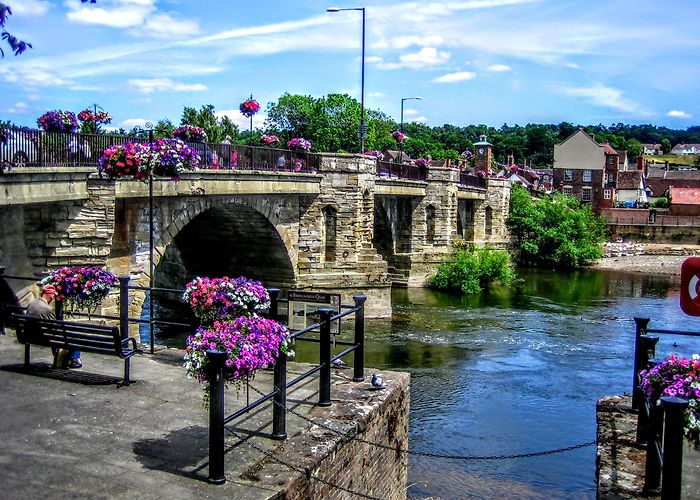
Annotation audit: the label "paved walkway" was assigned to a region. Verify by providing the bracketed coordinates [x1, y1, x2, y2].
[0, 331, 389, 499]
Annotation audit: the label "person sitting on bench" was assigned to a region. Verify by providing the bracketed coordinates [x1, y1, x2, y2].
[27, 285, 83, 369]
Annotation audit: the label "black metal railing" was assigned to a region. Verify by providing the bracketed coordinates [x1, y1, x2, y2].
[459, 171, 487, 188]
[377, 159, 426, 181]
[205, 292, 367, 484]
[631, 317, 699, 499]
[0, 127, 321, 174]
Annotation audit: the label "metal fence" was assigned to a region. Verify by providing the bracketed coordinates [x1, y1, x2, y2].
[377, 159, 426, 181]
[459, 171, 487, 188]
[631, 317, 699, 498]
[0, 127, 320, 174]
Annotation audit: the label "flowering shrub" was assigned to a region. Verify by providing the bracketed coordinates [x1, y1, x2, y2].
[183, 276, 271, 325]
[640, 354, 700, 446]
[98, 141, 150, 181]
[260, 134, 280, 145]
[184, 317, 291, 383]
[37, 110, 78, 133]
[145, 138, 200, 177]
[415, 158, 429, 168]
[287, 137, 311, 152]
[40, 266, 118, 312]
[460, 150, 474, 160]
[392, 130, 408, 143]
[239, 98, 260, 118]
[172, 125, 207, 143]
[77, 109, 112, 125]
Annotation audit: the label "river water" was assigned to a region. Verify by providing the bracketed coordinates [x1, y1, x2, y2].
[154, 268, 700, 499]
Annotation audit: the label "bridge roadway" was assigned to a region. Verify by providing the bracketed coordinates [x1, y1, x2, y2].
[0, 154, 509, 319]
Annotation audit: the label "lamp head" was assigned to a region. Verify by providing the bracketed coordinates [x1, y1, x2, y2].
[327, 7, 340, 12]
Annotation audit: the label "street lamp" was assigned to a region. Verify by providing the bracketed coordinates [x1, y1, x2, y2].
[327, 6, 366, 153]
[399, 96, 422, 163]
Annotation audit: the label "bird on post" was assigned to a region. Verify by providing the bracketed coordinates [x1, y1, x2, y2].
[371, 373, 386, 390]
[331, 358, 348, 367]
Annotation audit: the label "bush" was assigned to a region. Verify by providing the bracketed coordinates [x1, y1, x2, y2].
[651, 197, 669, 208]
[429, 243, 515, 295]
[508, 185, 605, 269]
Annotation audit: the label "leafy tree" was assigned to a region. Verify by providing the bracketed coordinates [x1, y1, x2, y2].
[508, 185, 606, 269]
[180, 104, 239, 143]
[661, 139, 672, 154]
[429, 241, 515, 295]
[625, 139, 642, 158]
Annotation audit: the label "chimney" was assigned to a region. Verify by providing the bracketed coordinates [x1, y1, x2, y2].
[637, 153, 644, 171]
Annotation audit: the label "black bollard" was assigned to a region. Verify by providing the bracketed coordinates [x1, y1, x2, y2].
[318, 308, 334, 407]
[642, 403, 663, 494]
[352, 295, 367, 382]
[272, 350, 287, 440]
[632, 317, 651, 410]
[267, 288, 280, 321]
[206, 349, 227, 485]
[661, 396, 689, 500]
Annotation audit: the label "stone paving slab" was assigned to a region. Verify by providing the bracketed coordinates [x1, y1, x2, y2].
[0, 331, 405, 499]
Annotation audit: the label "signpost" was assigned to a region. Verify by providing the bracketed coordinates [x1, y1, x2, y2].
[288, 291, 341, 334]
[680, 257, 700, 316]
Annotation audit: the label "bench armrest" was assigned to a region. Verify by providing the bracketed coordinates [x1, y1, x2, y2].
[124, 336, 144, 354]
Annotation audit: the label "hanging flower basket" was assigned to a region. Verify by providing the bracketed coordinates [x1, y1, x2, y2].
[260, 134, 280, 145]
[40, 266, 118, 313]
[98, 141, 151, 181]
[183, 276, 271, 325]
[184, 317, 291, 382]
[392, 130, 408, 143]
[172, 125, 207, 143]
[37, 110, 79, 133]
[145, 138, 200, 178]
[239, 98, 260, 118]
[415, 158, 429, 168]
[77, 109, 112, 126]
[287, 137, 311, 152]
[640, 353, 700, 447]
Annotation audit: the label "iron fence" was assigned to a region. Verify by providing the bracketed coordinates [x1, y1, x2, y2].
[0, 127, 321, 174]
[377, 159, 426, 181]
[459, 171, 487, 188]
[631, 317, 699, 499]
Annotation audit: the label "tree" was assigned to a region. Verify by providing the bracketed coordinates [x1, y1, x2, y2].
[508, 185, 606, 269]
[1, 1, 95, 57]
[661, 138, 672, 154]
[180, 104, 239, 143]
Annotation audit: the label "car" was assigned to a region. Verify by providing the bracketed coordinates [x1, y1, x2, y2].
[0, 128, 40, 169]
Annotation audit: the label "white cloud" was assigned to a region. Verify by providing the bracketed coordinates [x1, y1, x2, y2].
[433, 71, 476, 83]
[487, 64, 511, 72]
[368, 91, 385, 97]
[128, 78, 207, 93]
[6, 101, 28, 114]
[10, 0, 51, 16]
[667, 110, 692, 119]
[121, 118, 152, 129]
[390, 35, 446, 50]
[0, 66, 71, 87]
[141, 14, 200, 38]
[560, 83, 648, 115]
[377, 47, 450, 70]
[215, 110, 266, 131]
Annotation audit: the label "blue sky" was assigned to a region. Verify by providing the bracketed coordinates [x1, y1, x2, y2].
[1, 0, 698, 132]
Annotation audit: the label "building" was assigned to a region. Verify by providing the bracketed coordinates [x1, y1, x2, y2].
[642, 143, 661, 155]
[553, 129, 619, 210]
[670, 143, 700, 155]
[669, 187, 700, 216]
[616, 170, 648, 206]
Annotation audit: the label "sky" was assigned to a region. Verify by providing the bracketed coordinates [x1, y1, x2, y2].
[1, 0, 699, 133]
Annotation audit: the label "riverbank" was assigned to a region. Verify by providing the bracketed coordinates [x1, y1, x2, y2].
[589, 243, 700, 276]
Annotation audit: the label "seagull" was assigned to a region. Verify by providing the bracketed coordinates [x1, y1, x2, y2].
[331, 358, 348, 367]
[371, 373, 387, 390]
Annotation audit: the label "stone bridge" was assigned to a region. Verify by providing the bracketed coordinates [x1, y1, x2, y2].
[0, 155, 510, 317]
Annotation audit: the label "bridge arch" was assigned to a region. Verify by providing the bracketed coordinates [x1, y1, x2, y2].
[146, 197, 298, 291]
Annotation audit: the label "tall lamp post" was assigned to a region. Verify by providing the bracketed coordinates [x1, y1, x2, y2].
[399, 96, 422, 163]
[327, 6, 366, 153]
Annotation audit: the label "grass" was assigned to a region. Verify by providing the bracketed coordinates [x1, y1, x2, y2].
[645, 154, 699, 168]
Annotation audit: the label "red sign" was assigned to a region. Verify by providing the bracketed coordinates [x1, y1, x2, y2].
[680, 257, 700, 316]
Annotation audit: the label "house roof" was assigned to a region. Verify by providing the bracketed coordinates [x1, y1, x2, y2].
[617, 170, 643, 190]
[646, 178, 670, 197]
[670, 187, 700, 205]
[603, 142, 619, 155]
[642, 143, 661, 149]
[664, 169, 700, 180]
[671, 143, 700, 150]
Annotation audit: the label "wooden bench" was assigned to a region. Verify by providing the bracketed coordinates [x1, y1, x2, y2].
[12, 314, 142, 385]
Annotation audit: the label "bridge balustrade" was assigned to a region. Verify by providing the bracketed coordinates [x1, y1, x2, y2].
[377, 159, 426, 181]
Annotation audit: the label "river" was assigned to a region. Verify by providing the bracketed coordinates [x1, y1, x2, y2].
[153, 268, 700, 499]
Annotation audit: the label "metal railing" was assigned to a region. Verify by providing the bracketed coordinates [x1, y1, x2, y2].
[206, 292, 367, 484]
[459, 171, 487, 188]
[631, 317, 699, 499]
[377, 159, 426, 181]
[0, 127, 321, 174]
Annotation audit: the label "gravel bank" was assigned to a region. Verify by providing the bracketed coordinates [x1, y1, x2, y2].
[588, 243, 700, 276]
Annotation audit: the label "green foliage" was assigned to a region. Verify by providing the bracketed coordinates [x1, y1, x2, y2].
[429, 242, 515, 295]
[651, 197, 669, 208]
[179, 104, 239, 143]
[508, 185, 606, 269]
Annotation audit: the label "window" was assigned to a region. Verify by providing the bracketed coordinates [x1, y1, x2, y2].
[322, 206, 337, 263]
[607, 173, 615, 184]
[426, 205, 436, 245]
[582, 187, 592, 203]
[564, 169, 573, 182]
[608, 156, 615, 165]
[562, 186, 573, 196]
[603, 189, 611, 200]
[583, 170, 592, 182]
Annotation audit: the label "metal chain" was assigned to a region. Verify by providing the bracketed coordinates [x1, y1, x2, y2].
[225, 427, 384, 500]
[249, 384, 643, 461]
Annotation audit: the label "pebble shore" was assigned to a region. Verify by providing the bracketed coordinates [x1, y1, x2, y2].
[589, 242, 700, 276]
